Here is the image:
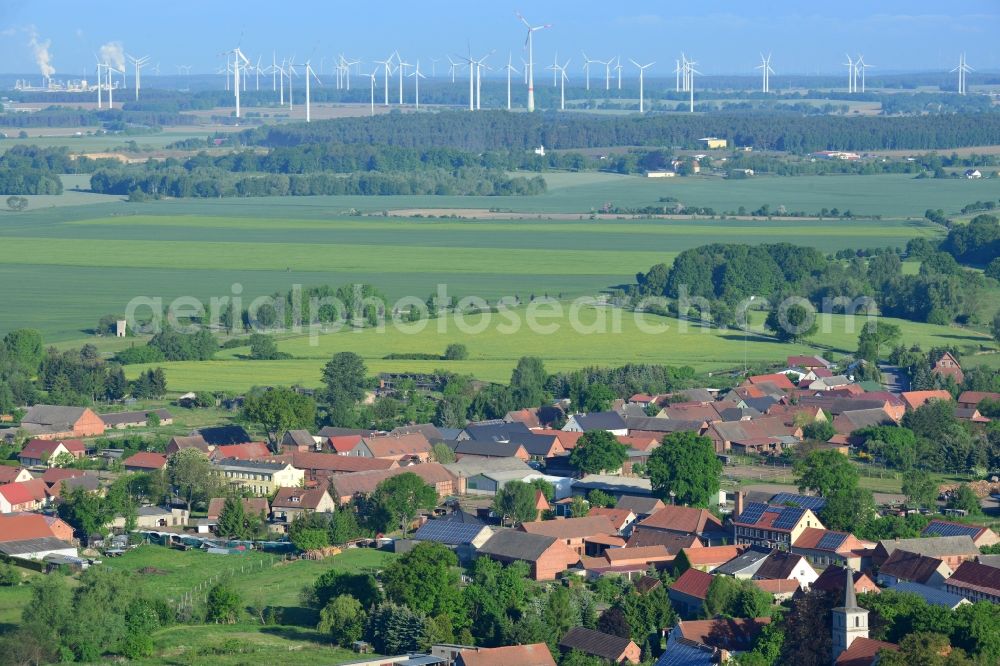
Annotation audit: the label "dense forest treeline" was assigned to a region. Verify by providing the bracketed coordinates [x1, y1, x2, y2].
[242, 110, 1000, 153]
[633, 217, 1000, 328]
[0, 106, 196, 128]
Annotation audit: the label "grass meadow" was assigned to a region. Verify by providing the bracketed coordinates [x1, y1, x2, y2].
[123, 309, 998, 391]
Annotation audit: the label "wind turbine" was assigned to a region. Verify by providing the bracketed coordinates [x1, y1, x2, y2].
[304, 60, 321, 122]
[408, 60, 426, 108]
[614, 56, 623, 90]
[674, 59, 682, 92]
[447, 56, 460, 83]
[680, 54, 691, 91]
[127, 54, 150, 101]
[375, 57, 394, 106]
[504, 52, 520, 110]
[429, 57, 440, 77]
[630, 59, 654, 113]
[951, 53, 973, 95]
[367, 69, 377, 116]
[843, 54, 855, 93]
[755, 53, 774, 93]
[687, 58, 700, 112]
[474, 52, 492, 110]
[856, 55, 872, 93]
[547, 57, 570, 110]
[396, 54, 410, 105]
[286, 57, 298, 111]
[94, 56, 104, 108]
[254, 55, 263, 91]
[582, 51, 596, 91]
[516, 11, 551, 113]
[551, 51, 559, 87]
[603, 58, 613, 90]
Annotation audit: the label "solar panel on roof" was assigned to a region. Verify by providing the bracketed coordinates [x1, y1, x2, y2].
[770, 492, 827, 511]
[773, 507, 806, 530]
[816, 532, 848, 551]
[923, 522, 979, 539]
[413, 520, 485, 545]
[737, 502, 767, 525]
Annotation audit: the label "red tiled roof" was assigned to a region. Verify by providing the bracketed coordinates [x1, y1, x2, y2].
[0, 479, 50, 505]
[752, 578, 800, 595]
[291, 451, 396, 473]
[328, 435, 363, 453]
[122, 451, 167, 469]
[588, 507, 634, 529]
[0, 513, 63, 542]
[793, 527, 870, 553]
[638, 505, 724, 534]
[680, 545, 745, 566]
[669, 568, 713, 600]
[520, 516, 617, 540]
[958, 391, 1000, 406]
[604, 545, 672, 565]
[361, 432, 432, 458]
[20, 438, 85, 459]
[900, 390, 952, 411]
[0, 467, 25, 484]
[457, 643, 556, 666]
[675, 617, 771, 651]
[272, 486, 329, 510]
[745, 374, 796, 391]
[535, 428, 584, 449]
[947, 561, 1000, 596]
[40, 468, 85, 485]
[835, 637, 897, 666]
[215, 442, 272, 460]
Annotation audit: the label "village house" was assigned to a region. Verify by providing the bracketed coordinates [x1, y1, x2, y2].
[562, 411, 628, 436]
[0, 479, 51, 513]
[957, 391, 1000, 410]
[900, 389, 952, 411]
[943, 560, 1000, 604]
[348, 433, 433, 462]
[752, 550, 819, 589]
[0, 467, 34, 484]
[280, 429, 320, 452]
[877, 549, 953, 588]
[931, 352, 964, 384]
[410, 520, 494, 563]
[732, 500, 825, 551]
[206, 497, 270, 522]
[614, 495, 666, 519]
[0, 534, 78, 562]
[787, 355, 833, 371]
[792, 527, 874, 570]
[209, 442, 272, 462]
[519, 515, 620, 556]
[18, 438, 85, 467]
[559, 627, 641, 664]
[659, 618, 772, 664]
[476, 529, 581, 580]
[588, 507, 637, 537]
[270, 487, 335, 523]
[703, 418, 801, 455]
[290, 451, 396, 487]
[111, 506, 189, 530]
[455, 643, 556, 666]
[812, 565, 880, 597]
[713, 547, 772, 579]
[634, 504, 729, 546]
[453, 439, 530, 461]
[668, 568, 714, 618]
[889, 581, 970, 610]
[677, 545, 747, 573]
[212, 458, 304, 496]
[752, 578, 800, 602]
[122, 451, 168, 472]
[831, 408, 898, 434]
[18, 405, 105, 439]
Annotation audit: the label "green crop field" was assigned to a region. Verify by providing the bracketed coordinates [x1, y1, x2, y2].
[123, 309, 997, 391]
[138, 624, 362, 665]
[0, 172, 965, 343]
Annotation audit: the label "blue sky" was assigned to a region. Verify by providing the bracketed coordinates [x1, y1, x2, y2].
[1, 1, 997, 79]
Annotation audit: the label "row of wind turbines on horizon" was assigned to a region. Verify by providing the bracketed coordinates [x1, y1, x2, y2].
[86, 11, 981, 120]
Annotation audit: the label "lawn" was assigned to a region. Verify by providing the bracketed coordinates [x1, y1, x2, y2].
[123, 309, 996, 391]
[102, 544, 394, 608]
[137, 623, 362, 666]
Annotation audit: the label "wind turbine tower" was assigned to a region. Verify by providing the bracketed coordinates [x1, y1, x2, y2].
[127, 54, 150, 101]
[952, 54, 973, 95]
[304, 60, 321, 122]
[582, 52, 596, 91]
[630, 59, 655, 113]
[517, 11, 551, 113]
[756, 53, 773, 93]
[547, 58, 570, 110]
[408, 60, 426, 109]
[505, 52, 520, 110]
[687, 58, 701, 112]
[843, 54, 855, 93]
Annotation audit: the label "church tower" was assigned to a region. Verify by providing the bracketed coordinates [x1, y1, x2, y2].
[831, 567, 868, 663]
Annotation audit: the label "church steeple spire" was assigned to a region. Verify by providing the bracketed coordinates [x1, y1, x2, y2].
[831, 566, 868, 663]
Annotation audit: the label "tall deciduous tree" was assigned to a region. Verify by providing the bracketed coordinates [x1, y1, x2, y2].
[321, 352, 368, 424]
[241, 385, 316, 450]
[569, 430, 629, 475]
[167, 448, 217, 513]
[371, 472, 437, 537]
[382, 542, 465, 632]
[492, 479, 542, 525]
[647, 431, 722, 507]
[317, 594, 366, 647]
[510, 356, 548, 409]
[794, 449, 858, 497]
[901, 469, 938, 509]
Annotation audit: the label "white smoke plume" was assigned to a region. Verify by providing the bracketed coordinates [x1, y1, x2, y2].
[27, 26, 55, 78]
[99, 41, 125, 71]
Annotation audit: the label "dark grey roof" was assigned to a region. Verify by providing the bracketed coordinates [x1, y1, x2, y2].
[715, 407, 761, 422]
[559, 627, 634, 660]
[477, 529, 558, 560]
[464, 422, 531, 441]
[454, 439, 525, 458]
[625, 416, 704, 433]
[198, 425, 252, 446]
[282, 429, 315, 446]
[413, 520, 491, 546]
[137, 505, 174, 516]
[438, 509, 485, 526]
[21, 405, 89, 427]
[676, 389, 716, 404]
[500, 432, 560, 456]
[0, 537, 75, 556]
[617, 403, 648, 419]
[571, 411, 627, 431]
[437, 427, 464, 440]
[615, 495, 664, 515]
[797, 396, 889, 415]
[890, 581, 969, 608]
[743, 397, 779, 413]
[317, 426, 378, 438]
[754, 550, 805, 580]
[391, 424, 445, 442]
[713, 547, 771, 576]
